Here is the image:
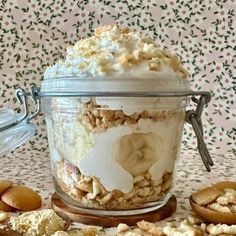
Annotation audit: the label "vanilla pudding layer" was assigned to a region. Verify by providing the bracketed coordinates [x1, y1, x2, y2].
[46, 99, 185, 209]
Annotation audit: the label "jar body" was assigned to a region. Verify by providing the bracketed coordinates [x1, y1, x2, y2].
[43, 96, 187, 214]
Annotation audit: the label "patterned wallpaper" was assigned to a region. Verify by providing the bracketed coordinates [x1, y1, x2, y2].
[0, 0, 235, 156]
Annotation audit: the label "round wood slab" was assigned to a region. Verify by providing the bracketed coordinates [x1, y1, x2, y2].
[51, 193, 177, 227]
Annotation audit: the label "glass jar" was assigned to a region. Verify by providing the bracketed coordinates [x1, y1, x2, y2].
[39, 77, 211, 215]
[0, 76, 213, 215]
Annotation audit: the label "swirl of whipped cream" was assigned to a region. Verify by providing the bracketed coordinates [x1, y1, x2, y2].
[44, 25, 188, 79]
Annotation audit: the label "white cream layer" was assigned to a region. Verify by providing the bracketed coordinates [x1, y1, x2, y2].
[49, 114, 184, 193]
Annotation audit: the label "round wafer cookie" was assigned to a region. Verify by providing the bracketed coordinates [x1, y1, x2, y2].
[1, 186, 42, 211]
[0, 200, 15, 212]
[0, 180, 13, 195]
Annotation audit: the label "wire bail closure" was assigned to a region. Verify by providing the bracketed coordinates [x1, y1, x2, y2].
[0, 86, 213, 171]
[185, 95, 213, 171]
[0, 87, 41, 132]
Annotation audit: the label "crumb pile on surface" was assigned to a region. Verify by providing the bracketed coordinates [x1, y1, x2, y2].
[9, 209, 66, 236]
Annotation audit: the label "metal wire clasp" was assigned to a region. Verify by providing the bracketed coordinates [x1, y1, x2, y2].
[0, 86, 40, 132]
[186, 94, 213, 171]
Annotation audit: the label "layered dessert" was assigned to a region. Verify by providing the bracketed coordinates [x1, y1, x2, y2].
[43, 25, 189, 210]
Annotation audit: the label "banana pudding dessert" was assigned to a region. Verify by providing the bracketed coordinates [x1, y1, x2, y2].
[43, 25, 189, 211]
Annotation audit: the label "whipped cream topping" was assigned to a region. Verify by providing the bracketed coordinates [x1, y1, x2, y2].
[44, 25, 188, 80]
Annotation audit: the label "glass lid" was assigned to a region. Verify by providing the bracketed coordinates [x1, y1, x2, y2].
[0, 108, 36, 156]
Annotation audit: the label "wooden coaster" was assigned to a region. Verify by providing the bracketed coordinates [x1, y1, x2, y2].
[51, 193, 177, 227]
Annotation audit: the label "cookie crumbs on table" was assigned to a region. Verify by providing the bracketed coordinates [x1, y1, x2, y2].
[112, 215, 236, 236]
[9, 209, 67, 236]
[3, 210, 236, 235]
[206, 223, 236, 235]
[52, 228, 100, 236]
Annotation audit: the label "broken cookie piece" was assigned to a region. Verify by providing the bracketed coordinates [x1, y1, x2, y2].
[217, 189, 236, 205]
[208, 203, 231, 213]
[190, 181, 236, 224]
[192, 187, 223, 205]
[207, 223, 236, 235]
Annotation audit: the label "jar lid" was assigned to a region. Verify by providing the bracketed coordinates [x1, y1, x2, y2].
[40, 77, 191, 95]
[0, 108, 36, 156]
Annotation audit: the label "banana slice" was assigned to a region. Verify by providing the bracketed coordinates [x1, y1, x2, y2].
[116, 132, 162, 176]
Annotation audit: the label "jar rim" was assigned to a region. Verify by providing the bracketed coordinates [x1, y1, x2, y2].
[41, 76, 191, 94]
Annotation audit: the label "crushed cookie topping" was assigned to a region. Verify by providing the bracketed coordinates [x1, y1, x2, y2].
[44, 25, 188, 79]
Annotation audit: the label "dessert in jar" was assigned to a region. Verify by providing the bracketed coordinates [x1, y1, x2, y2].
[42, 25, 190, 213]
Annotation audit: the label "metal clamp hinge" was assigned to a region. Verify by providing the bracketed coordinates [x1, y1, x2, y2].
[186, 94, 213, 171]
[0, 86, 40, 132]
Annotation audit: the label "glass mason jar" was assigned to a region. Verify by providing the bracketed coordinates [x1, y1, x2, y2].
[0, 76, 212, 216]
[39, 77, 212, 215]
